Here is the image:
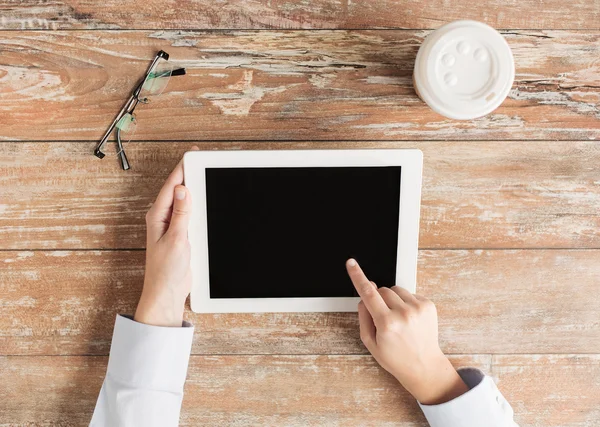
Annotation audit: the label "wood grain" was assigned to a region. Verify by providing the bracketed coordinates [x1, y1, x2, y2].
[1, 141, 598, 250]
[1, 31, 599, 141]
[1, 249, 599, 356]
[1, 354, 599, 426]
[1, 0, 599, 30]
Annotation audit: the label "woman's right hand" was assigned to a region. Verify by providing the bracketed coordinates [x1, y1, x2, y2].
[346, 258, 469, 405]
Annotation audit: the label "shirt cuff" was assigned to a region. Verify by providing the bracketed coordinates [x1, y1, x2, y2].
[106, 314, 194, 393]
[418, 368, 515, 427]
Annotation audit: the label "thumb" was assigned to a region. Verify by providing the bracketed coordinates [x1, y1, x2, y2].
[168, 185, 192, 238]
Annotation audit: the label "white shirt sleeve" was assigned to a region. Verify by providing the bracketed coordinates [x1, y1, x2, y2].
[91, 315, 516, 427]
[90, 315, 194, 427]
[419, 367, 519, 427]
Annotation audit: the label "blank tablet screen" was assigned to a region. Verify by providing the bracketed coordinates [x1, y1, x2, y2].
[205, 167, 401, 298]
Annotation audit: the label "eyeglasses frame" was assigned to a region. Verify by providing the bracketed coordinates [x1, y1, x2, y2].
[94, 50, 180, 170]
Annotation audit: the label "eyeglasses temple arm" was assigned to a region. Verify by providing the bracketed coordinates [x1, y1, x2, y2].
[171, 68, 186, 76]
[116, 127, 131, 170]
[95, 91, 140, 158]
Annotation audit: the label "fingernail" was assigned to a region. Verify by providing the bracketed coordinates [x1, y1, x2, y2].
[175, 187, 186, 200]
[347, 259, 357, 267]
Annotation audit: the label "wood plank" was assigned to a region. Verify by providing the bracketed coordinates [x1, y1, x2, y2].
[1, 0, 599, 30]
[1, 30, 598, 141]
[1, 354, 599, 426]
[492, 355, 600, 427]
[1, 141, 598, 250]
[1, 249, 599, 356]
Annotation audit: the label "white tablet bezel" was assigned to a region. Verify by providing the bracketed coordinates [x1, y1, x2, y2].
[184, 149, 422, 313]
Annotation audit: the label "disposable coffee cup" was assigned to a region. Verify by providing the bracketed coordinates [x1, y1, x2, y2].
[413, 20, 515, 120]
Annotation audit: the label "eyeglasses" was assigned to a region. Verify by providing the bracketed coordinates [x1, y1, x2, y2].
[94, 50, 186, 170]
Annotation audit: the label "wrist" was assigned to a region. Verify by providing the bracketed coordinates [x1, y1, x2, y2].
[400, 352, 469, 405]
[134, 290, 186, 327]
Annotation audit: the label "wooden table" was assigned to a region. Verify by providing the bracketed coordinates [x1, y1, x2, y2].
[1, 2, 599, 426]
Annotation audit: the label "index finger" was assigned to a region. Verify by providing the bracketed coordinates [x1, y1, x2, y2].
[346, 259, 389, 320]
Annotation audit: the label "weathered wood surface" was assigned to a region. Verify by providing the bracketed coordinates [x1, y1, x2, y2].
[1, 354, 599, 426]
[1, 141, 598, 250]
[1, 249, 599, 356]
[1, 31, 599, 141]
[1, 0, 600, 30]
[2, 0, 599, 424]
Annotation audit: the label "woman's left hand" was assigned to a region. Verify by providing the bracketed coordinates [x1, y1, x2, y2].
[135, 147, 198, 327]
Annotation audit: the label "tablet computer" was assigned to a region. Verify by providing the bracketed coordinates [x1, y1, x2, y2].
[183, 149, 422, 313]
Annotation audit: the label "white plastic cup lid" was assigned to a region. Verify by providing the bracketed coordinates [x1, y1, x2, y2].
[414, 20, 515, 120]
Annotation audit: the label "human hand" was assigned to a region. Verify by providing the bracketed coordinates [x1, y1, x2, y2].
[346, 259, 469, 405]
[134, 147, 199, 327]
